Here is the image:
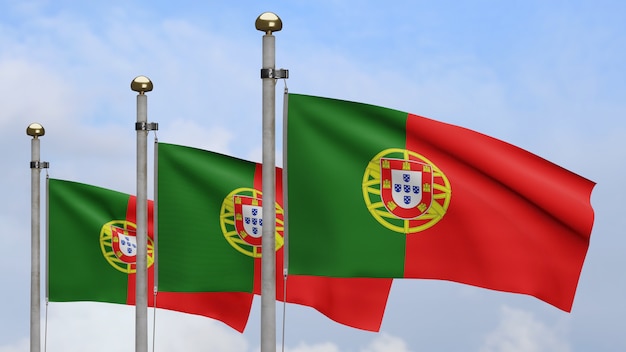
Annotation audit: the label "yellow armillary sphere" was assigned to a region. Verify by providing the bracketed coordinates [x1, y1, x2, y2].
[220, 187, 284, 258]
[362, 148, 451, 234]
[100, 220, 155, 274]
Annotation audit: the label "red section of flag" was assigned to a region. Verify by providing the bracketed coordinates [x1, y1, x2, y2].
[252, 165, 392, 331]
[403, 113, 595, 311]
[155, 291, 253, 333]
[124, 195, 154, 307]
[125, 196, 253, 332]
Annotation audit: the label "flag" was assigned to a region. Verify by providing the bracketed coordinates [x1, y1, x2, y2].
[157, 142, 392, 331]
[285, 93, 596, 312]
[47, 179, 253, 332]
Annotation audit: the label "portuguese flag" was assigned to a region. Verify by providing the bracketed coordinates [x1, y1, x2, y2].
[47, 179, 253, 332]
[285, 93, 596, 312]
[157, 143, 392, 331]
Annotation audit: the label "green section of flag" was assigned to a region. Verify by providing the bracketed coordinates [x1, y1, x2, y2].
[48, 179, 130, 303]
[286, 94, 408, 277]
[157, 143, 256, 292]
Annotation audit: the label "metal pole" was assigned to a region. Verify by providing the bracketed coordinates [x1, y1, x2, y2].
[27, 123, 47, 352]
[131, 76, 153, 352]
[256, 12, 286, 352]
[261, 29, 277, 352]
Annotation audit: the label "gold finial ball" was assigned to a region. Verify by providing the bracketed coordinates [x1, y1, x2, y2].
[26, 123, 45, 138]
[130, 76, 153, 94]
[255, 12, 282, 33]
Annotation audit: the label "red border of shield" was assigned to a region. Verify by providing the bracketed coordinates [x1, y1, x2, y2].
[380, 158, 433, 219]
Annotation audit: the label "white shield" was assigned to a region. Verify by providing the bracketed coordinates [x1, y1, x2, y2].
[242, 204, 263, 239]
[390, 169, 422, 209]
[117, 233, 137, 258]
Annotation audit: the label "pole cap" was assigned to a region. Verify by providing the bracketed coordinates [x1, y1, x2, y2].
[26, 123, 45, 138]
[131, 76, 153, 94]
[255, 12, 282, 34]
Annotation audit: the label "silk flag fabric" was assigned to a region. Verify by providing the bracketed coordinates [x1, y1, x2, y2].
[157, 142, 392, 331]
[47, 178, 252, 332]
[285, 93, 595, 312]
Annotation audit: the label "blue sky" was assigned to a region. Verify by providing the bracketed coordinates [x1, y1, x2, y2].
[1, 1, 625, 351]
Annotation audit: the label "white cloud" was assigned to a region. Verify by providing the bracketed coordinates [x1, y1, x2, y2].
[361, 333, 411, 352]
[0, 59, 76, 129]
[42, 302, 248, 352]
[285, 342, 340, 352]
[0, 338, 28, 352]
[152, 309, 249, 352]
[282, 333, 410, 352]
[480, 306, 570, 352]
[160, 118, 234, 157]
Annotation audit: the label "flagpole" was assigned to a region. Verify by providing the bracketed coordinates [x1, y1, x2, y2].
[131, 76, 154, 352]
[256, 12, 286, 352]
[27, 123, 48, 352]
